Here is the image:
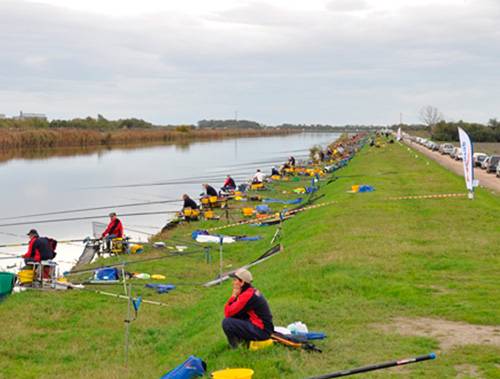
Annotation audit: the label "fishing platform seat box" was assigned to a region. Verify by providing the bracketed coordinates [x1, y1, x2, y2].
[203, 210, 216, 220]
[250, 183, 264, 191]
[24, 261, 57, 286]
[183, 208, 200, 220]
[111, 238, 127, 255]
[17, 269, 35, 285]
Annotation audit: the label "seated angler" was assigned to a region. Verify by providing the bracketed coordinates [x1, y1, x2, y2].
[251, 169, 265, 184]
[182, 194, 199, 211]
[221, 175, 236, 192]
[101, 212, 124, 251]
[222, 268, 274, 349]
[203, 183, 218, 197]
[23, 229, 55, 266]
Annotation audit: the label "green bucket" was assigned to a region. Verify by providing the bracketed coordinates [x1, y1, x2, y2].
[0, 272, 15, 299]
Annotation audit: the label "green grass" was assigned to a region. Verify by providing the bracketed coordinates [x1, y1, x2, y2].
[1, 141, 499, 379]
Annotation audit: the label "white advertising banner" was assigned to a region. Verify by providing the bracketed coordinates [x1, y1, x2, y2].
[458, 127, 474, 193]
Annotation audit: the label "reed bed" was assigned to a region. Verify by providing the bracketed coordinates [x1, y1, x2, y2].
[0, 128, 296, 150]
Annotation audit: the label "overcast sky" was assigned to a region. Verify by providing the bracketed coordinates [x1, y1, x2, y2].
[0, 0, 499, 125]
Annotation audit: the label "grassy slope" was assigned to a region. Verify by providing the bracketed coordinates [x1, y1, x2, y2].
[1, 142, 499, 379]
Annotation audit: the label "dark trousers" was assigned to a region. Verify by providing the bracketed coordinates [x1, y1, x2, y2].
[222, 318, 270, 348]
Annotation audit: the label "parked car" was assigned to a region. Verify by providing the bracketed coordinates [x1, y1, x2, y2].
[426, 141, 438, 150]
[450, 147, 461, 159]
[497, 164, 500, 178]
[473, 153, 488, 167]
[481, 156, 491, 170]
[485, 155, 500, 173]
[454, 148, 463, 160]
[439, 143, 454, 155]
[431, 142, 440, 151]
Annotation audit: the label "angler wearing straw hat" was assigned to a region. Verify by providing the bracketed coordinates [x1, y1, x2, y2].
[222, 268, 274, 348]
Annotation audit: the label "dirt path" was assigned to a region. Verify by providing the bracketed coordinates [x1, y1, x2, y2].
[404, 140, 500, 193]
[376, 317, 500, 351]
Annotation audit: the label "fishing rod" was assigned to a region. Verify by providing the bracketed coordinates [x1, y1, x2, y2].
[124, 227, 155, 236]
[307, 353, 436, 378]
[0, 255, 22, 260]
[79, 172, 249, 190]
[0, 199, 183, 221]
[0, 210, 180, 228]
[0, 234, 200, 249]
[0, 230, 25, 238]
[66, 248, 207, 276]
[0, 238, 88, 249]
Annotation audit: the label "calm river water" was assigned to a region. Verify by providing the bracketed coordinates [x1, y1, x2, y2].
[0, 132, 338, 271]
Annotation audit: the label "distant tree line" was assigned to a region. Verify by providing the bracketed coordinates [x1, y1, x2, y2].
[392, 120, 500, 142]
[0, 115, 155, 130]
[197, 119, 262, 129]
[276, 124, 386, 131]
[431, 119, 500, 142]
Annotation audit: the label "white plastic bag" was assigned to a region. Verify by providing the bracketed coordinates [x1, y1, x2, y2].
[287, 321, 308, 334]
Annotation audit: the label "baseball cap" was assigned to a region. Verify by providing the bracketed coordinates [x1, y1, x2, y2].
[229, 268, 253, 283]
[27, 229, 38, 236]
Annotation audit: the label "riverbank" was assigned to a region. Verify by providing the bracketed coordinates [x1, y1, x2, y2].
[0, 127, 297, 150]
[0, 140, 498, 378]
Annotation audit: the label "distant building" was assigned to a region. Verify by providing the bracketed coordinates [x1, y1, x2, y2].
[14, 111, 47, 121]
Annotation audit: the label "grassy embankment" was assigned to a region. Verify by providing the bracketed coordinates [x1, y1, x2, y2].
[0, 141, 499, 379]
[0, 128, 296, 150]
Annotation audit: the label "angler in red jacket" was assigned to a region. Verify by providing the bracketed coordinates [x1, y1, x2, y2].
[101, 212, 123, 239]
[22, 229, 55, 265]
[222, 268, 274, 348]
[221, 175, 236, 192]
[101, 212, 124, 252]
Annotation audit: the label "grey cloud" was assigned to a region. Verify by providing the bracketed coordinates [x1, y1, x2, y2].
[327, 0, 368, 12]
[0, 0, 499, 124]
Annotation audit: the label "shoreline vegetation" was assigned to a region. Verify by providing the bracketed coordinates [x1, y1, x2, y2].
[0, 126, 299, 150]
[0, 115, 400, 151]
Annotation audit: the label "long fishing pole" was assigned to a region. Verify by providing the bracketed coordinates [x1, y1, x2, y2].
[0, 255, 22, 260]
[0, 238, 88, 249]
[0, 235, 200, 249]
[66, 248, 206, 275]
[307, 353, 436, 378]
[80, 173, 249, 190]
[0, 199, 183, 221]
[0, 210, 180, 228]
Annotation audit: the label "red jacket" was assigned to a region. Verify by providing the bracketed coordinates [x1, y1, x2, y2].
[224, 285, 274, 333]
[223, 177, 236, 188]
[102, 218, 123, 238]
[23, 236, 41, 261]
